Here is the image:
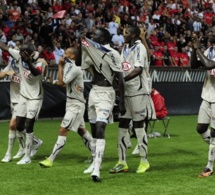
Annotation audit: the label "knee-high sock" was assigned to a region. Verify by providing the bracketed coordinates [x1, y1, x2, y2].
[24, 133, 34, 158]
[118, 128, 128, 164]
[81, 130, 93, 153]
[16, 130, 25, 151]
[135, 128, 148, 163]
[207, 137, 215, 171]
[91, 138, 96, 158]
[200, 129, 211, 144]
[94, 139, 105, 174]
[6, 130, 16, 155]
[48, 136, 66, 162]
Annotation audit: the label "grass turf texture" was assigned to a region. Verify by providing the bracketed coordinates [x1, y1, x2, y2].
[0, 115, 213, 195]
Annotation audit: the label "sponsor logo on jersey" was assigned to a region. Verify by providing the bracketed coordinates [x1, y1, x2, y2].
[81, 39, 90, 47]
[11, 75, 21, 84]
[208, 69, 215, 76]
[122, 62, 132, 71]
[23, 70, 33, 79]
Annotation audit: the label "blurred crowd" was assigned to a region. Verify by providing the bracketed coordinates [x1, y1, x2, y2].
[0, 0, 215, 67]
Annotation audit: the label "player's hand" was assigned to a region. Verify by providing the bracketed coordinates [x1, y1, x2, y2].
[140, 27, 146, 39]
[191, 32, 201, 49]
[58, 56, 65, 66]
[21, 51, 32, 63]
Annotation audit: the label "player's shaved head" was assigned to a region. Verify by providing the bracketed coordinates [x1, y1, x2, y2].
[67, 47, 78, 56]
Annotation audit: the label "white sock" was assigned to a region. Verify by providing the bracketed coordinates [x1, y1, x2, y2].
[16, 130, 25, 151]
[207, 137, 215, 171]
[135, 128, 148, 163]
[81, 130, 93, 153]
[33, 136, 40, 145]
[6, 130, 16, 155]
[24, 133, 34, 159]
[48, 136, 66, 162]
[118, 128, 128, 164]
[91, 138, 97, 158]
[94, 139, 105, 174]
[201, 129, 211, 144]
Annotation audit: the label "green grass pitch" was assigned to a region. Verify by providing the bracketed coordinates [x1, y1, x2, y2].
[0, 115, 214, 195]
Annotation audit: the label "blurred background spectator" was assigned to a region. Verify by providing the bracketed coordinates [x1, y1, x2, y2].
[0, 0, 214, 67]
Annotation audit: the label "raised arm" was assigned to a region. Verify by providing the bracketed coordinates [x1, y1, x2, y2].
[0, 41, 9, 51]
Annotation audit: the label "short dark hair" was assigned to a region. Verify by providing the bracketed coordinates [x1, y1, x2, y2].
[20, 42, 35, 55]
[98, 28, 111, 43]
[128, 25, 141, 38]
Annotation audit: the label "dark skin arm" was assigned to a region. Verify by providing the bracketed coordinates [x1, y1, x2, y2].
[20, 51, 41, 76]
[190, 35, 203, 69]
[124, 67, 142, 82]
[196, 48, 215, 70]
[114, 71, 126, 116]
[190, 33, 215, 70]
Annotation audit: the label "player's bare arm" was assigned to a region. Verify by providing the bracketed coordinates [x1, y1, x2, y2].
[190, 33, 203, 69]
[114, 71, 126, 116]
[56, 56, 65, 86]
[124, 67, 142, 82]
[0, 71, 14, 79]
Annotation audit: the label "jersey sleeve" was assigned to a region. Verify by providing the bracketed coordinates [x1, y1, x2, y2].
[8, 48, 20, 61]
[35, 62, 46, 75]
[63, 63, 79, 84]
[134, 44, 147, 68]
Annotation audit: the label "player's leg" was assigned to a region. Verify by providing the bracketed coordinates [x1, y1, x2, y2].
[134, 120, 150, 173]
[11, 103, 25, 159]
[90, 87, 115, 182]
[2, 118, 16, 162]
[197, 101, 215, 177]
[77, 124, 93, 156]
[17, 99, 42, 165]
[39, 100, 85, 168]
[91, 120, 106, 182]
[133, 95, 150, 174]
[196, 101, 211, 144]
[110, 97, 130, 173]
[110, 118, 130, 174]
[83, 121, 96, 173]
[30, 135, 43, 157]
[39, 127, 68, 168]
[84, 89, 97, 173]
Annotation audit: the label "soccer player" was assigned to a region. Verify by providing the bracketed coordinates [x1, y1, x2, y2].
[0, 44, 43, 163]
[81, 28, 126, 182]
[110, 25, 153, 174]
[39, 47, 93, 168]
[0, 41, 46, 165]
[191, 26, 215, 177]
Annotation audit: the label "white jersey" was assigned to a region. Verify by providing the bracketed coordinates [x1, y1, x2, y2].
[81, 38, 122, 85]
[2, 59, 20, 103]
[201, 46, 215, 102]
[121, 40, 150, 96]
[63, 58, 86, 104]
[8, 48, 46, 100]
